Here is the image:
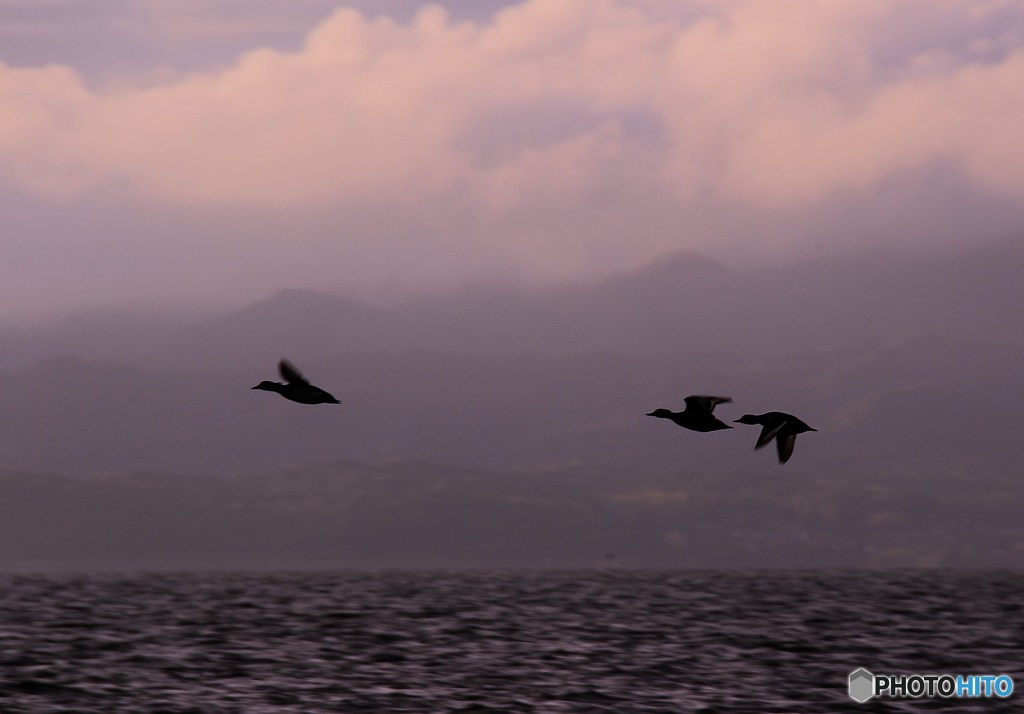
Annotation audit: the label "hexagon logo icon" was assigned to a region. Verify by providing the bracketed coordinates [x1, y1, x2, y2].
[849, 668, 875, 703]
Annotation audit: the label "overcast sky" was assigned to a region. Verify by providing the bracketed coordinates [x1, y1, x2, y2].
[2, 0, 1024, 321]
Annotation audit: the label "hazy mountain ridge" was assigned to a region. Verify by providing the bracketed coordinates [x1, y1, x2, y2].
[0, 238, 1022, 478]
[0, 239, 1022, 569]
[6, 238, 1024, 362]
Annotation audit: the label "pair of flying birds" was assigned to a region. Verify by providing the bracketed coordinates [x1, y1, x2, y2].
[253, 361, 815, 464]
[647, 395, 815, 464]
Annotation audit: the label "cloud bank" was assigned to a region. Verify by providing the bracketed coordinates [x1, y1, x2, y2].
[2, 0, 1024, 316]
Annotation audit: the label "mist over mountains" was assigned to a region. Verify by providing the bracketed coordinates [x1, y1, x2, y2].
[1, 238, 1022, 568]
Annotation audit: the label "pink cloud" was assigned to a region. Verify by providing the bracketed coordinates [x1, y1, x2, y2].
[1, 0, 1023, 316]
[0, 0, 1020, 210]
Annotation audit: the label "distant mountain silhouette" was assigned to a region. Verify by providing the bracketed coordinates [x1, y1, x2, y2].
[807, 333, 1023, 399]
[177, 288, 388, 365]
[0, 237, 1022, 479]
[9, 238, 1024, 366]
[1, 238, 1023, 570]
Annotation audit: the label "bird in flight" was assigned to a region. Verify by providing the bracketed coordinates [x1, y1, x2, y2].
[646, 395, 733, 432]
[734, 411, 815, 464]
[252, 359, 340, 405]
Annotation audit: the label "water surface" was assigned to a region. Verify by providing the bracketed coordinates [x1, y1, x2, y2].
[0, 569, 1020, 712]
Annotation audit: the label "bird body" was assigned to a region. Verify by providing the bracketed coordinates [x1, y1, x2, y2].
[647, 395, 733, 432]
[252, 359, 340, 405]
[734, 411, 815, 464]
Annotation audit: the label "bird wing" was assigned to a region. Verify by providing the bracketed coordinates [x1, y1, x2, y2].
[776, 433, 797, 464]
[683, 395, 732, 414]
[278, 359, 310, 385]
[754, 422, 784, 450]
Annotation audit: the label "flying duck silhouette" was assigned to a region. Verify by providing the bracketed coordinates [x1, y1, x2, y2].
[646, 395, 733, 432]
[734, 412, 815, 464]
[252, 359, 340, 405]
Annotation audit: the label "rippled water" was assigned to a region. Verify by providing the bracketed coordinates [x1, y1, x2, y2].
[0, 569, 1020, 712]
